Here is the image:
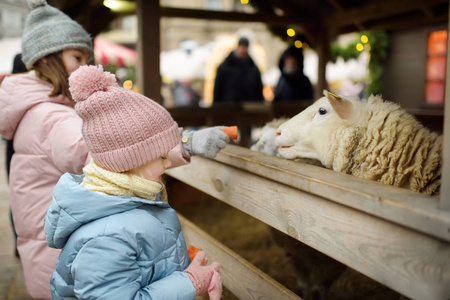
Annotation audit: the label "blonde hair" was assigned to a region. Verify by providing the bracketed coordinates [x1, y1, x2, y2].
[159, 182, 168, 202]
[34, 52, 73, 102]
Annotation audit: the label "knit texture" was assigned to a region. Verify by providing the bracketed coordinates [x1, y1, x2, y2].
[22, 0, 92, 69]
[70, 65, 180, 172]
[82, 160, 162, 201]
[183, 251, 221, 297]
[182, 126, 229, 158]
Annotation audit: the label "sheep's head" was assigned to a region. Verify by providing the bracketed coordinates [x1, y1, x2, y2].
[251, 118, 289, 156]
[275, 90, 367, 166]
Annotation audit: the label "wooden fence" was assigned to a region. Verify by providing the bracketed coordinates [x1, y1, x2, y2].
[166, 144, 450, 300]
[168, 103, 445, 148]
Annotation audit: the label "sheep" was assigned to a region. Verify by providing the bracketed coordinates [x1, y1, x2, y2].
[276, 90, 442, 195]
[250, 118, 288, 156]
[251, 118, 323, 167]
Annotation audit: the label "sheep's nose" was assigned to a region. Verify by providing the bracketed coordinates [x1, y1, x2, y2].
[276, 129, 281, 136]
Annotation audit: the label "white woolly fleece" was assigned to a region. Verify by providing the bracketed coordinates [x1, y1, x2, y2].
[277, 94, 442, 195]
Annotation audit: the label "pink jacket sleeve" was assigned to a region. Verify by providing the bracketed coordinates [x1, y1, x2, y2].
[168, 128, 190, 168]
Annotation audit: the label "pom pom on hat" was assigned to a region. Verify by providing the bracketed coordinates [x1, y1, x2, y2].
[28, 0, 46, 9]
[69, 65, 118, 102]
[71, 65, 181, 173]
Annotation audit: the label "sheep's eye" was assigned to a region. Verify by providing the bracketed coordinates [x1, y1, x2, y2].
[319, 108, 327, 115]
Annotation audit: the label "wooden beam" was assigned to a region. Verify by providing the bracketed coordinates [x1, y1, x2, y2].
[440, 1, 450, 210]
[160, 6, 317, 27]
[316, 27, 330, 99]
[166, 154, 450, 299]
[327, 0, 365, 31]
[363, 13, 448, 32]
[421, 6, 435, 18]
[136, 0, 161, 102]
[179, 215, 301, 300]
[177, 145, 450, 242]
[326, 0, 447, 28]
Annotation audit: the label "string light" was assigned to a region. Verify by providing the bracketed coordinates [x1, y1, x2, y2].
[240, 0, 249, 4]
[287, 28, 296, 37]
[294, 40, 303, 48]
[356, 43, 364, 51]
[103, 0, 135, 13]
[361, 35, 369, 44]
[123, 80, 133, 89]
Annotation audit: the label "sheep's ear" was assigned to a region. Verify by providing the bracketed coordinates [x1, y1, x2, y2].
[325, 91, 353, 120]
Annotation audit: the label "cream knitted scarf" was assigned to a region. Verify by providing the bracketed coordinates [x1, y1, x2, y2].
[82, 160, 163, 201]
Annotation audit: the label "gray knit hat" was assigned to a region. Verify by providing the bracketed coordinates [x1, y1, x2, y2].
[21, 0, 93, 70]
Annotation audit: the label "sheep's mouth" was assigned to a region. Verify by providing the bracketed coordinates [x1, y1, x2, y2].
[279, 145, 293, 149]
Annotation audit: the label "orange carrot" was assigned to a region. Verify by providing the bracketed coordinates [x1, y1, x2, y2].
[223, 126, 238, 140]
[187, 245, 201, 261]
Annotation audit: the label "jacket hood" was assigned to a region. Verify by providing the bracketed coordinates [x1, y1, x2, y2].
[45, 173, 169, 249]
[0, 72, 71, 139]
[278, 46, 305, 74]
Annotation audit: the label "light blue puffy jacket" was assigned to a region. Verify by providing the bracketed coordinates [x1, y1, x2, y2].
[44, 173, 196, 300]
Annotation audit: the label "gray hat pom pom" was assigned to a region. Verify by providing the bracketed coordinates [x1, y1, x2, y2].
[28, 0, 47, 9]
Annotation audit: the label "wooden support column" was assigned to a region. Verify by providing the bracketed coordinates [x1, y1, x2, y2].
[136, 0, 161, 102]
[316, 27, 330, 98]
[440, 0, 450, 210]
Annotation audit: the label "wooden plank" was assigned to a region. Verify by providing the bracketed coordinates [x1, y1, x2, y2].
[326, 0, 448, 27]
[208, 145, 450, 242]
[316, 29, 330, 98]
[364, 14, 448, 33]
[178, 215, 301, 300]
[441, 0, 450, 210]
[166, 157, 450, 299]
[160, 6, 317, 27]
[136, 0, 161, 102]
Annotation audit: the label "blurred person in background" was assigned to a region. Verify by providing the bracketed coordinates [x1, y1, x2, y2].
[213, 37, 264, 103]
[273, 46, 313, 102]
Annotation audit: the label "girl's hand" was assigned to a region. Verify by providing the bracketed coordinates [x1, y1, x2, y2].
[183, 250, 221, 296]
[182, 126, 230, 159]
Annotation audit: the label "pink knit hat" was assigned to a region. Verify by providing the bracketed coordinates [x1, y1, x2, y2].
[69, 65, 180, 172]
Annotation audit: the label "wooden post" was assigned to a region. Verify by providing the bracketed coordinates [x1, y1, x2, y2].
[136, 0, 161, 102]
[316, 27, 330, 98]
[440, 1, 450, 210]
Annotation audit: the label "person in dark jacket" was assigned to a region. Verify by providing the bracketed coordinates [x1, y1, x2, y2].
[273, 46, 313, 102]
[213, 37, 264, 103]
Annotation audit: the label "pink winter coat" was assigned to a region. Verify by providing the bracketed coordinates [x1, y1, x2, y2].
[0, 72, 190, 299]
[0, 72, 89, 299]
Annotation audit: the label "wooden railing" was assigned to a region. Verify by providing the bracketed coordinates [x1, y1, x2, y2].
[168, 103, 445, 147]
[166, 145, 450, 300]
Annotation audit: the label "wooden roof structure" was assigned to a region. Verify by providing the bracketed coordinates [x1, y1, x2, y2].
[48, 0, 449, 98]
[49, 0, 449, 39]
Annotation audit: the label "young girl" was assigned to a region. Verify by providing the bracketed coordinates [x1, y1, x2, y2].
[45, 65, 223, 299]
[0, 1, 227, 298]
[0, 1, 93, 298]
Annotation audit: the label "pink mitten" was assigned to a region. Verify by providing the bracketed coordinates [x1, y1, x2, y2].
[208, 270, 223, 300]
[184, 250, 221, 296]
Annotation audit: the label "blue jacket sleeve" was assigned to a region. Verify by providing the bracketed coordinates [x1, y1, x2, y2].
[71, 236, 196, 300]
